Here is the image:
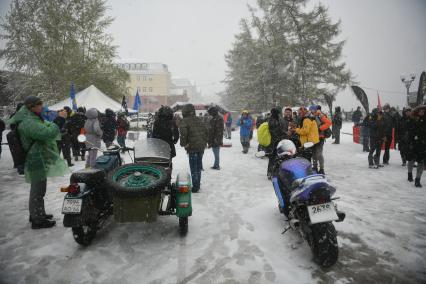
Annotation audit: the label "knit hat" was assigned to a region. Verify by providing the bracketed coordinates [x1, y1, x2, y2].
[309, 105, 317, 111]
[24, 96, 42, 108]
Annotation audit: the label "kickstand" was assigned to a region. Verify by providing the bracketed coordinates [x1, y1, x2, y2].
[282, 226, 291, 234]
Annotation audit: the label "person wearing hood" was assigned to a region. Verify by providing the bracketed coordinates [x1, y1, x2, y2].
[8, 103, 25, 174]
[368, 108, 386, 169]
[84, 108, 103, 168]
[101, 108, 117, 147]
[382, 103, 396, 165]
[406, 105, 426, 187]
[117, 112, 130, 149]
[153, 106, 180, 158]
[179, 104, 208, 193]
[53, 109, 74, 167]
[267, 107, 288, 178]
[332, 106, 343, 144]
[207, 106, 224, 170]
[236, 110, 253, 154]
[8, 96, 68, 229]
[66, 106, 87, 161]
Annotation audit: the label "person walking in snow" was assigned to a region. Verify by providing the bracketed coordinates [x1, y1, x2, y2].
[179, 104, 208, 193]
[153, 106, 180, 158]
[368, 108, 386, 169]
[9, 96, 68, 229]
[397, 107, 412, 166]
[207, 106, 224, 170]
[116, 112, 130, 149]
[332, 106, 342, 144]
[406, 105, 426, 187]
[352, 106, 363, 126]
[84, 108, 103, 168]
[236, 110, 253, 154]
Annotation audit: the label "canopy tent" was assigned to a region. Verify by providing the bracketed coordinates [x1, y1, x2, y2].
[49, 85, 124, 112]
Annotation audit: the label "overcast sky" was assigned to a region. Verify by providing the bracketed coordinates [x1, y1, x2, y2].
[1, 0, 426, 110]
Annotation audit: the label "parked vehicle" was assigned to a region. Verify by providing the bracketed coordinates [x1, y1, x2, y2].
[129, 114, 149, 129]
[264, 139, 345, 267]
[61, 136, 192, 246]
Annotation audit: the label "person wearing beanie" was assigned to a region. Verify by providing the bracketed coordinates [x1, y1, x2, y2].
[8, 96, 68, 229]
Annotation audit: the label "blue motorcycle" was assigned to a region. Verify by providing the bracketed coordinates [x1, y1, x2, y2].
[269, 140, 345, 267]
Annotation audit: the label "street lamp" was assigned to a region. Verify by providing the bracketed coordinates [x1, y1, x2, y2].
[400, 72, 416, 105]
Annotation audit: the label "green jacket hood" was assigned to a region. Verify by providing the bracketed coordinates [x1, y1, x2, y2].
[8, 106, 33, 125]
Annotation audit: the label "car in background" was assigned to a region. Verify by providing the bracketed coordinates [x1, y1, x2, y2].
[129, 113, 150, 129]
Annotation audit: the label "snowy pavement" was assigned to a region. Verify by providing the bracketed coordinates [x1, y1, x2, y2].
[0, 123, 425, 284]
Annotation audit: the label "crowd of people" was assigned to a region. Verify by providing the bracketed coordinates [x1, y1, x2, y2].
[358, 103, 426, 187]
[1, 95, 424, 230]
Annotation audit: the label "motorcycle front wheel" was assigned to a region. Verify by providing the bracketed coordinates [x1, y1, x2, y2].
[310, 222, 338, 267]
[72, 223, 97, 246]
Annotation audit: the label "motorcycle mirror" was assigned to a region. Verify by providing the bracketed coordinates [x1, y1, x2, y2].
[303, 142, 314, 148]
[255, 151, 266, 158]
[77, 134, 87, 143]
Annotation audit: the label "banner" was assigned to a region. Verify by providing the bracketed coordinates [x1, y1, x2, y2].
[350, 86, 369, 113]
[417, 71, 425, 106]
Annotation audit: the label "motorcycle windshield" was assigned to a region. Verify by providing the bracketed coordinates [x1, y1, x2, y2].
[280, 157, 313, 183]
[134, 138, 171, 163]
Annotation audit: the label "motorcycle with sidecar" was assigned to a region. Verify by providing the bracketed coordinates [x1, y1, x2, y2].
[61, 137, 192, 246]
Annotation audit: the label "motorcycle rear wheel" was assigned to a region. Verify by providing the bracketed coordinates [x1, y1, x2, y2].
[72, 223, 97, 246]
[310, 222, 338, 267]
[179, 217, 188, 236]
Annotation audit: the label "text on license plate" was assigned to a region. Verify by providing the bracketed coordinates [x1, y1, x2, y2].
[307, 202, 338, 224]
[62, 199, 82, 214]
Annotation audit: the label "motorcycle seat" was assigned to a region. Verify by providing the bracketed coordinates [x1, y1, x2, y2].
[70, 168, 106, 187]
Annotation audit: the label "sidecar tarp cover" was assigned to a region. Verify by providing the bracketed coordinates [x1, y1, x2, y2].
[134, 138, 171, 163]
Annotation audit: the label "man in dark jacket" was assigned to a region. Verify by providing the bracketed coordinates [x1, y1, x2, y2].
[406, 106, 426, 187]
[102, 108, 117, 147]
[267, 107, 287, 178]
[8, 103, 25, 173]
[207, 106, 224, 170]
[153, 106, 180, 158]
[352, 106, 363, 125]
[368, 108, 386, 169]
[382, 103, 396, 165]
[360, 113, 371, 152]
[0, 118, 5, 159]
[398, 107, 411, 166]
[53, 109, 74, 167]
[66, 107, 87, 161]
[332, 106, 343, 144]
[179, 104, 208, 192]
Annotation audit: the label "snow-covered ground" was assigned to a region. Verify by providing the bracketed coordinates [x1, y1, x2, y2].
[0, 123, 425, 284]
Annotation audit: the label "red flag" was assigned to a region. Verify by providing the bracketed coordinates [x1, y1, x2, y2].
[377, 91, 382, 111]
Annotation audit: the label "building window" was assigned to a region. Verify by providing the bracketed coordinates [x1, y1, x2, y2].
[149, 87, 153, 92]
[142, 63, 148, 69]
[149, 77, 152, 81]
[137, 75, 141, 81]
[143, 76, 147, 81]
[143, 87, 147, 92]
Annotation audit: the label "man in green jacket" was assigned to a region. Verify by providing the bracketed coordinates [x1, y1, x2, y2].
[179, 104, 208, 192]
[9, 96, 68, 229]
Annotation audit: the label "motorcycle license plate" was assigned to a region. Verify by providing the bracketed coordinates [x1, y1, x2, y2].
[307, 202, 338, 224]
[62, 199, 82, 214]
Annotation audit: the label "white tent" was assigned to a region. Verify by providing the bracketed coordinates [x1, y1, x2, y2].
[49, 85, 123, 112]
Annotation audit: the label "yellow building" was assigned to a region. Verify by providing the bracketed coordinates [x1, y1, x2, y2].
[116, 62, 172, 110]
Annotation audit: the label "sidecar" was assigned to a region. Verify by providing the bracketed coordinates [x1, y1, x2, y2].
[109, 138, 192, 235]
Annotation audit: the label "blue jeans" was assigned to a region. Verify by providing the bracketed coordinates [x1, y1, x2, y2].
[212, 146, 220, 168]
[189, 152, 203, 191]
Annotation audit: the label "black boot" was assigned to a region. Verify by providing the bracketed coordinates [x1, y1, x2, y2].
[74, 156, 79, 161]
[408, 172, 413, 182]
[31, 219, 56, 229]
[29, 214, 53, 223]
[67, 158, 74, 167]
[415, 178, 422, 188]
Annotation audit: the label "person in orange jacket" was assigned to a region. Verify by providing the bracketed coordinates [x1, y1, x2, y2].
[311, 105, 332, 174]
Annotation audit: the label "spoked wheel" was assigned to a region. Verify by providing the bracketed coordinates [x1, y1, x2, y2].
[109, 163, 170, 197]
[72, 223, 97, 246]
[310, 223, 338, 267]
[179, 217, 188, 236]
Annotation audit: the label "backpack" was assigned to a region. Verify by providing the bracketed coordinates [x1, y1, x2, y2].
[315, 115, 332, 139]
[6, 126, 34, 167]
[257, 122, 271, 147]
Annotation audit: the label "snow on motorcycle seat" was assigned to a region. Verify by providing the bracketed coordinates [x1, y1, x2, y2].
[70, 168, 106, 187]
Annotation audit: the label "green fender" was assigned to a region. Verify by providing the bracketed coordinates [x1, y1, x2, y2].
[175, 172, 192, 217]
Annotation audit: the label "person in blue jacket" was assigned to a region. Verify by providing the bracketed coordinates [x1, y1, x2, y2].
[236, 110, 253, 154]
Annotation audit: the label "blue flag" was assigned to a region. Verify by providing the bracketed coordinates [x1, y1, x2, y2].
[70, 83, 77, 111]
[133, 90, 141, 111]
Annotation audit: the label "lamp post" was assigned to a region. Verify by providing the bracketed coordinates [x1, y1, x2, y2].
[400, 73, 416, 106]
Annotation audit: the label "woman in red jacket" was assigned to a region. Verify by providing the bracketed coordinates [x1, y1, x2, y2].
[311, 105, 332, 174]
